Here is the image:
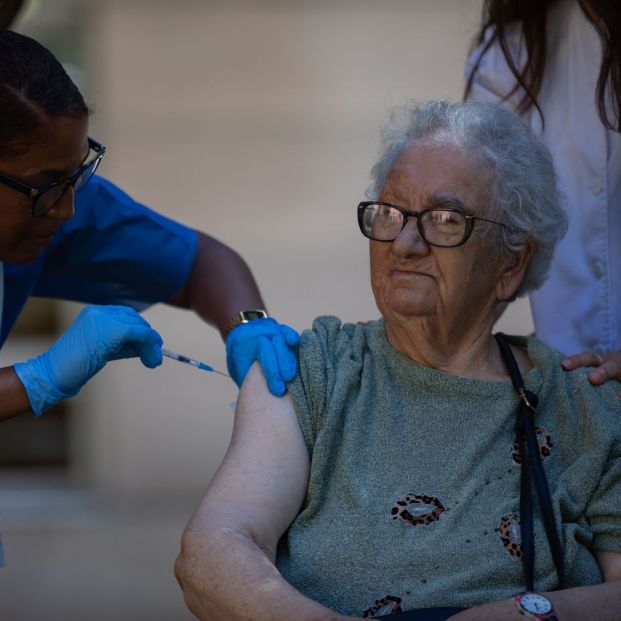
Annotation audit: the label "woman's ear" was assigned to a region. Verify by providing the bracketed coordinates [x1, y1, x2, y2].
[496, 240, 536, 302]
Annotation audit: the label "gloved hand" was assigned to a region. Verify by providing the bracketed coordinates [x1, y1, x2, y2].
[14, 305, 163, 416]
[226, 318, 300, 397]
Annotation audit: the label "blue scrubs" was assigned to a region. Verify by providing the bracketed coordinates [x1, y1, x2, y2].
[0, 177, 199, 567]
[0, 175, 199, 347]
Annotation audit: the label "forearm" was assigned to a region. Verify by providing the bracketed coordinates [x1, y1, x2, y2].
[550, 580, 621, 620]
[0, 366, 33, 421]
[454, 580, 621, 620]
[175, 526, 350, 621]
[168, 232, 266, 339]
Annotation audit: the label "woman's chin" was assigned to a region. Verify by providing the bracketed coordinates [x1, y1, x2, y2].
[380, 294, 438, 319]
[3, 243, 46, 264]
[372, 279, 440, 317]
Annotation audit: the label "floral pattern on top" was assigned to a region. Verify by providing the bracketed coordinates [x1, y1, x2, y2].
[499, 512, 522, 558]
[511, 427, 553, 466]
[362, 595, 403, 618]
[391, 493, 445, 526]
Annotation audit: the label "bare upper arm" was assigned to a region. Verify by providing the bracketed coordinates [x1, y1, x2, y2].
[165, 231, 206, 308]
[185, 362, 310, 555]
[598, 551, 621, 581]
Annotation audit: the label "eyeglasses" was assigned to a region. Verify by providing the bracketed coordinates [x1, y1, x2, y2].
[0, 137, 106, 217]
[357, 201, 509, 248]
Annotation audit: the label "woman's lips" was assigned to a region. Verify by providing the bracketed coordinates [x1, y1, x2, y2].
[32, 231, 56, 245]
[390, 268, 432, 279]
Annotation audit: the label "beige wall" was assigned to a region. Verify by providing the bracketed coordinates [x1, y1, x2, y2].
[1, 1, 534, 618]
[76, 0, 531, 494]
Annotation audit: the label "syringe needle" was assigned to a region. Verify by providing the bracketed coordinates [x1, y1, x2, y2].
[162, 348, 230, 378]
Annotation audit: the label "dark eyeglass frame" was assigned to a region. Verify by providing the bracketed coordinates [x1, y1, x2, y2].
[357, 201, 510, 248]
[0, 137, 106, 217]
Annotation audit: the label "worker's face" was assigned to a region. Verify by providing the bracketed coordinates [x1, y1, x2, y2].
[0, 114, 89, 264]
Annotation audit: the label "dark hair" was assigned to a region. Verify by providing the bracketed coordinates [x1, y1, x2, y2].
[0, 30, 89, 157]
[464, 0, 621, 132]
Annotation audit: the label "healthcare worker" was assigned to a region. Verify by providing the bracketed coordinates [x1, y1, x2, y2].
[464, 0, 621, 385]
[0, 31, 298, 427]
[0, 30, 299, 567]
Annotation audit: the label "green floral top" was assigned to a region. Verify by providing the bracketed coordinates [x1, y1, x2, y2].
[277, 317, 621, 618]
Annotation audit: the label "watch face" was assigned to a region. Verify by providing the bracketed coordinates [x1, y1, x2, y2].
[520, 593, 552, 614]
[241, 310, 267, 322]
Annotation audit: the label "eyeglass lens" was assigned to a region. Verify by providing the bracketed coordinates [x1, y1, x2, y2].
[33, 153, 103, 217]
[33, 184, 70, 217]
[361, 203, 467, 247]
[74, 155, 102, 191]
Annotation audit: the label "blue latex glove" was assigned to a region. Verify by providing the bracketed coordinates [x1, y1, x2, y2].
[226, 317, 300, 396]
[14, 305, 163, 416]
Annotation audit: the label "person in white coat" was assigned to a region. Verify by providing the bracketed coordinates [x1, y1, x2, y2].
[465, 0, 621, 387]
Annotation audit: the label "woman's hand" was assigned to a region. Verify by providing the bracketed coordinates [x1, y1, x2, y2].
[14, 305, 162, 415]
[561, 349, 621, 389]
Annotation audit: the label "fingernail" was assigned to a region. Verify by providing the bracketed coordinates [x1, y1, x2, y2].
[590, 371, 604, 384]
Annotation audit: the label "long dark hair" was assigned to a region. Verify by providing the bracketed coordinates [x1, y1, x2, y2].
[0, 30, 89, 157]
[464, 0, 621, 132]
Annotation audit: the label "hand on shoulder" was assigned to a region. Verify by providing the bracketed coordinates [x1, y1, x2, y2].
[561, 349, 621, 393]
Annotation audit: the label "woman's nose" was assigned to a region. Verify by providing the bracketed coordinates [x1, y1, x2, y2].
[48, 187, 75, 222]
[391, 218, 429, 256]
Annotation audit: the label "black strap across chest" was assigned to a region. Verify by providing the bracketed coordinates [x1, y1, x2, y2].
[377, 335, 566, 620]
[495, 332, 565, 591]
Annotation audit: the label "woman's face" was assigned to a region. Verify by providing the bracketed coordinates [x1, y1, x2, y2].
[0, 114, 89, 264]
[370, 141, 508, 329]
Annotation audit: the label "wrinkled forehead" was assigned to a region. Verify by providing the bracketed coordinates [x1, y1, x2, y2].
[381, 139, 495, 213]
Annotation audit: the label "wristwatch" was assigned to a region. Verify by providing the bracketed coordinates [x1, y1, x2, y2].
[514, 592, 558, 620]
[229, 309, 269, 331]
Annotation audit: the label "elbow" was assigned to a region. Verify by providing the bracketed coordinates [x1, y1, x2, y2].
[173, 532, 193, 596]
[175, 525, 261, 620]
[174, 529, 217, 620]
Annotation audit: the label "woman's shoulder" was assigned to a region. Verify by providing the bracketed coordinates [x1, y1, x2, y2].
[467, 23, 524, 65]
[293, 316, 383, 395]
[287, 316, 382, 451]
[300, 315, 380, 354]
[465, 23, 528, 107]
[524, 335, 621, 430]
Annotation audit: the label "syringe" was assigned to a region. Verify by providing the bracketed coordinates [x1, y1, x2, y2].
[162, 348, 230, 378]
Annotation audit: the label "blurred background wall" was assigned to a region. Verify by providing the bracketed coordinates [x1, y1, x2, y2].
[0, 0, 534, 619]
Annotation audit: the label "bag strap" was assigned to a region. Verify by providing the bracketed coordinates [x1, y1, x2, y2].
[495, 333, 565, 591]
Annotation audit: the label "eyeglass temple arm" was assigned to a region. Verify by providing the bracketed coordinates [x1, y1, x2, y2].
[0, 171, 39, 197]
[88, 137, 106, 154]
[468, 214, 512, 230]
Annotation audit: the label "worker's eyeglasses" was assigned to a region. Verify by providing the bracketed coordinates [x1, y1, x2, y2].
[357, 201, 509, 248]
[0, 137, 106, 217]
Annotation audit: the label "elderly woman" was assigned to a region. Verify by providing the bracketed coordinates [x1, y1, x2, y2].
[174, 101, 621, 621]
